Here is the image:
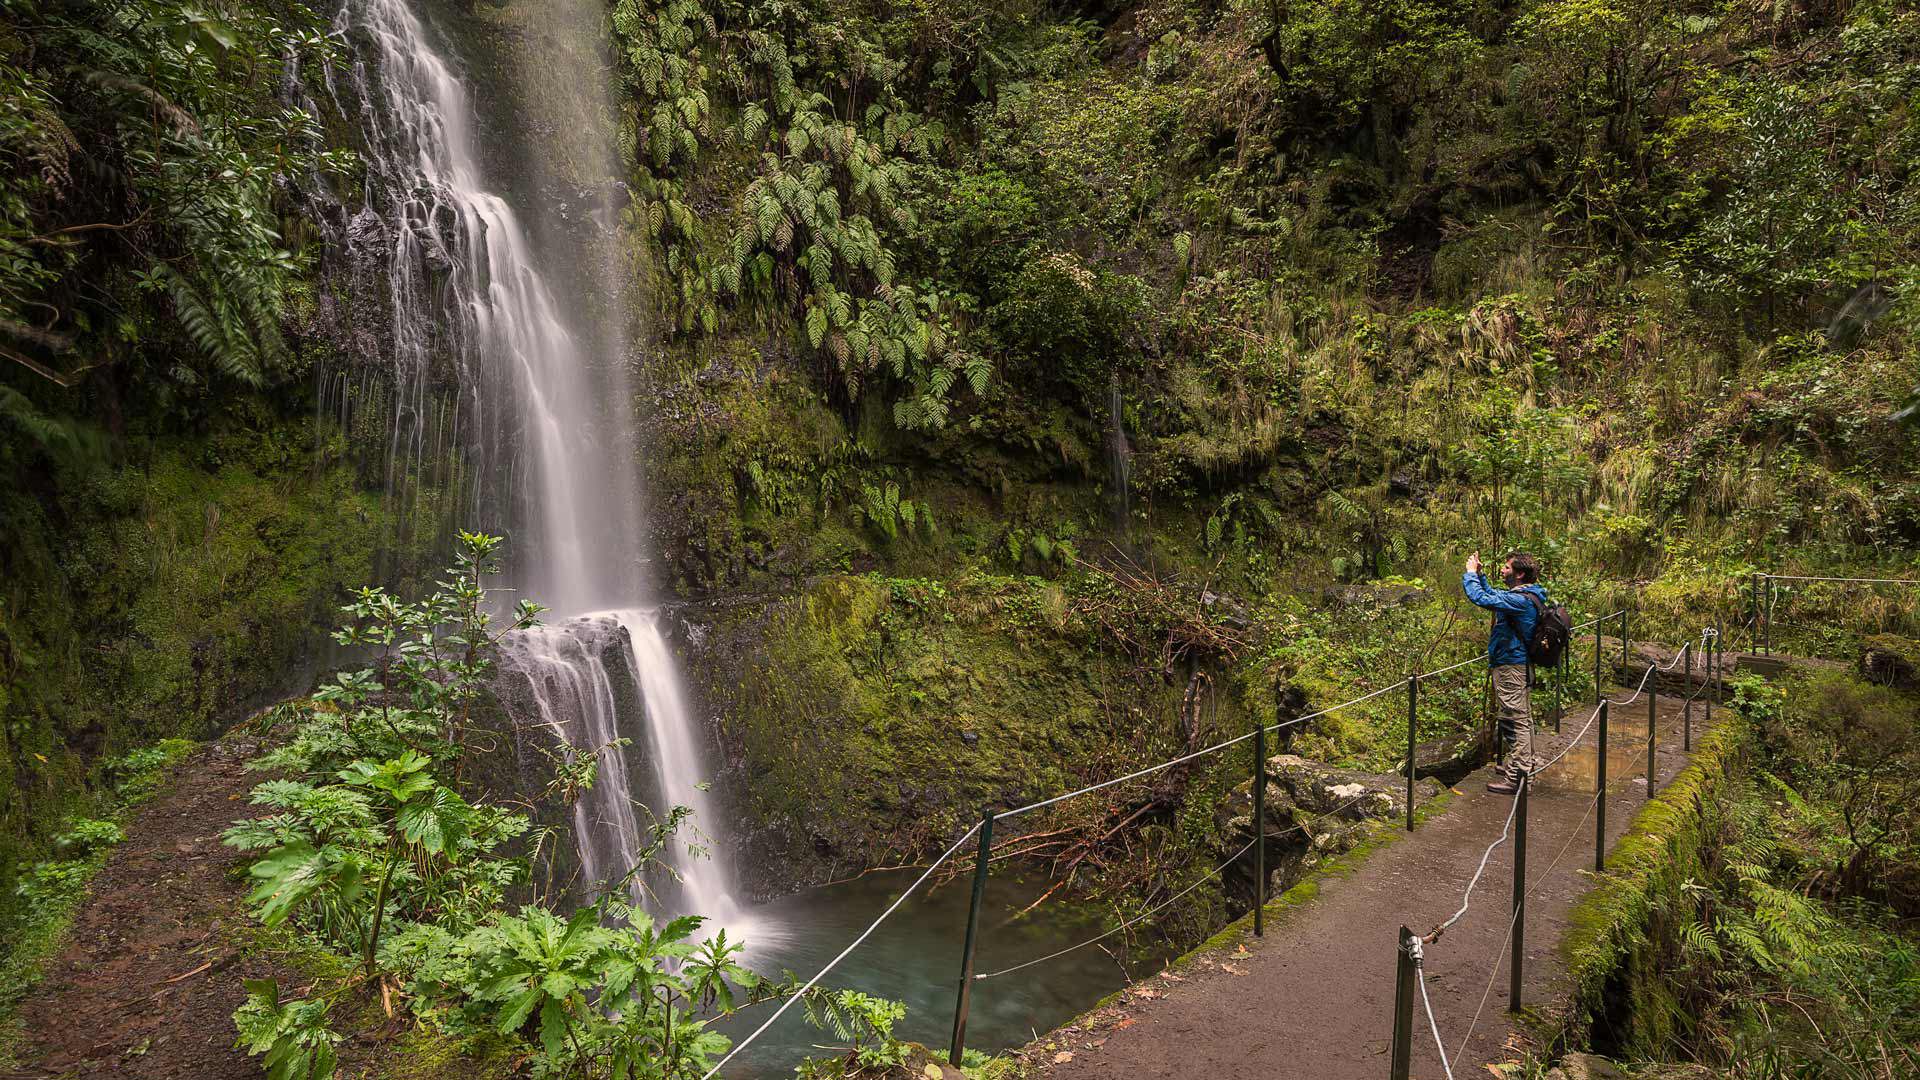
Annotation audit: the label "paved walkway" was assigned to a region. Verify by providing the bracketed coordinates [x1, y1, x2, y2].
[1034, 690, 1709, 1080]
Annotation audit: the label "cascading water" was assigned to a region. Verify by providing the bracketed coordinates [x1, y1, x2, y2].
[329, 0, 742, 923]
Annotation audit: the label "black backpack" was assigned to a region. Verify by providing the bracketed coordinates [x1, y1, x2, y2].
[1516, 590, 1571, 667]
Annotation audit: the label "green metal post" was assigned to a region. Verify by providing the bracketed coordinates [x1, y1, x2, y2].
[1683, 641, 1693, 752]
[1404, 675, 1418, 832]
[1510, 770, 1528, 1012]
[1706, 632, 1716, 729]
[1593, 617, 1604, 705]
[1554, 643, 1565, 733]
[1647, 668, 1658, 801]
[1620, 607, 1630, 672]
[949, 810, 995, 1067]
[1762, 576, 1773, 656]
[1390, 926, 1417, 1080]
[1253, 719, 1266, 936]
[1595, 700, 1609, 873]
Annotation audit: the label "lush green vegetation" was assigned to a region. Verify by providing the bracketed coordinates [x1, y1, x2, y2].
[222, 535, 934, 1080]
[1560, 668, 1919, 1078]
[1, 0, 1918, 1075]
[0, 0, 399, 1004]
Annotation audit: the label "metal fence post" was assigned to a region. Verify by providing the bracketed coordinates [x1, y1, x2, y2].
[1706, 631, 1716, 729]
[1254, 719, 1267, 937]
[1405, 675, 1418, 832]
[1761, 575, 1773, 656]
[949, 810, 995, 1066]
[1554, 642, 1565, 733]
[1510, 770, 1529, 1012]
[1647, 667, 1658, 801]
[1390, 926, 1417, 1080]
[1683, 641, 1693, 752]
[1593, 617, 1604, 705]
[1595, 700, 1609, 873]
[1620, 607, 1630, 671]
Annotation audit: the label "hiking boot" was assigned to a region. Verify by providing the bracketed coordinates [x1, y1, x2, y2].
[1486, 772, 1521, 795]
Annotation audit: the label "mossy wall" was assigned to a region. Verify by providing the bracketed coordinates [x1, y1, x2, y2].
[678, 572, 1257, 895]
[0, 401, 397, 935]
[1557, 716, 1747, 1055]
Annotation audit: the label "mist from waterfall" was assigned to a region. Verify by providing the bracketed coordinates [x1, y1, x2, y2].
[330, 0, 742, 924]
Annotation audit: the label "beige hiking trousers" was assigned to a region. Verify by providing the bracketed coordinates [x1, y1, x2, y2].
[1492, 663, 1536, 772]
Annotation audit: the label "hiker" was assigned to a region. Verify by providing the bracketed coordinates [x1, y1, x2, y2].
[1462, 551, 1555, 794]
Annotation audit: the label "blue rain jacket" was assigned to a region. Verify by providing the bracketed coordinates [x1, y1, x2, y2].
[1462, 573, 1549, 667]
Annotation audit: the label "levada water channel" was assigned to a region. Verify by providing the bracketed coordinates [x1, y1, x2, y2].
[307, 0, 1168, 1072]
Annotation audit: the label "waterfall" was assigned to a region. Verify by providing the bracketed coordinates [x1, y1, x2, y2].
[329, 0, 741, 923]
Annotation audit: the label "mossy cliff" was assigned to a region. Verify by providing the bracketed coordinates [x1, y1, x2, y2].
[677, 571, 1261, 896]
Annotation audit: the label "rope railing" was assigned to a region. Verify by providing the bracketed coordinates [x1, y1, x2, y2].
[697, 821, 982, 1080]
[711, 606, 1632, 1073]
[1761, 573, 1920, 585]
[976, 786, 1389, 981]
[1404, 622, 1724, 1079]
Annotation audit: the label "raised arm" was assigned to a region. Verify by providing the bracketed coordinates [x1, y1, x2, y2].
[1462, 571, 1533, 613]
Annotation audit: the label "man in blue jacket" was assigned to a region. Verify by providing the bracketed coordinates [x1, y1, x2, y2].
[1463, 551, 1549, 794]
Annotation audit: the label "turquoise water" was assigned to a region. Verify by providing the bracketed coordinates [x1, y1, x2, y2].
[712, 868, 1177, 1076]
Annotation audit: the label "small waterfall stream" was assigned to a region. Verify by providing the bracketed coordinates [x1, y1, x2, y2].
[331, 0, 740, 922]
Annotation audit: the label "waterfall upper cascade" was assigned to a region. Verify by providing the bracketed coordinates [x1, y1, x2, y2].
[330, 0, 742, 924]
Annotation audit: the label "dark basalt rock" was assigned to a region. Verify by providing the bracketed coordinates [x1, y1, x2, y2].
[1215, 755, 1440, 914]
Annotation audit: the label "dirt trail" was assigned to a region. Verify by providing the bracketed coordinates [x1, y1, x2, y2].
[9, 736, 301, 1080]
[1033, 692, 1709, 1080]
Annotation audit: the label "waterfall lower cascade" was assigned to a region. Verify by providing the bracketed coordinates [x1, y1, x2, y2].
[330, 0, 742, 924]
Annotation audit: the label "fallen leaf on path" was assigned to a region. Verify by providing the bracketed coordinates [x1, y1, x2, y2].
[1053, 1052, 1074, 1064]
[1221, 963, 1247, 976]
[1131, 988, 1160, 1000]
[923, 1064, 943, 1079]
[1232, 945, 1251, 958]
[1115, 1018, 1137, 1030]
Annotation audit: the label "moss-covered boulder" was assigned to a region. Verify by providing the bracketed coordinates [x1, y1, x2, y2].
[1861, 634, 1920, 688]
[1214, 755, 1436, 911]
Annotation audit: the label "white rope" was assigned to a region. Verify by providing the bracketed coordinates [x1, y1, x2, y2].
[1412, 939, 1458, 1080]
[698, 821, 982, 1079]
[972, 837, 1257, 980]
[976, 788, 1383, 980]
[1004, 653, 1488, 821]
[1761, 574, 1920, 585]
[997, 732, 1259, 819]
[1426, 784, 1522, 941]
[1420, 653, 1492, 679]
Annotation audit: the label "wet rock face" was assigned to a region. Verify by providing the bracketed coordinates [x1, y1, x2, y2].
[1215, 755, 1440, 914]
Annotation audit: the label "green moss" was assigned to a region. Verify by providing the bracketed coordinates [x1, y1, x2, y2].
[1556, 718, 1746, 1055]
